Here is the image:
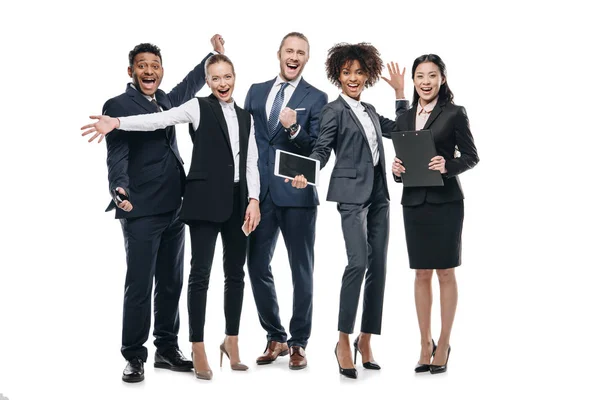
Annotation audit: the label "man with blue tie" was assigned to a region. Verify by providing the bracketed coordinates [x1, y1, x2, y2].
[244, 32, 328, 370]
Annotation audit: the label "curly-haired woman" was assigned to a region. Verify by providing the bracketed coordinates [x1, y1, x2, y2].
[290, 42, 408, 379]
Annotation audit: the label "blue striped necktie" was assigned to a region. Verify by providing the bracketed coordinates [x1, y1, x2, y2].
[268, 82, 289, 136]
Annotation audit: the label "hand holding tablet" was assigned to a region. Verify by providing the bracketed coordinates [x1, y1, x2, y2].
[275, 149, 320, 187]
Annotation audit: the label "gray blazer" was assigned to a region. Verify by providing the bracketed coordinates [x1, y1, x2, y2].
[310, 96, 409, 204]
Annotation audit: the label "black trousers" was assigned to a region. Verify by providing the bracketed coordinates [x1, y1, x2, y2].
[247, 191, 316, 348]
[187, 185, 247, 342]
[119, 207, 185, 362]
[336, 165, 389, 335]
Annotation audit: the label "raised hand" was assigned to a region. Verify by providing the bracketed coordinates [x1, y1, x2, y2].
[211, 34, 225, 54]
[81, 115, 120, 143]
[381, 62, 406, 99]
[279, 107, 297, 129]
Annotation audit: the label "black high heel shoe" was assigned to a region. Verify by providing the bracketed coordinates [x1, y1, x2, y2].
[415, 339, 437, 373]
[429, 345, 451, 374]
[335, 343, 357, 379]
[353, 337, 381, 370]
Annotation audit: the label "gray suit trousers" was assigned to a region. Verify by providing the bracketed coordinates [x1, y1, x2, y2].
[336, 165, 389, 334]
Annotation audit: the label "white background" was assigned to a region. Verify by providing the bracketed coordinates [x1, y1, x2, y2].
[0, 0, 598, 399]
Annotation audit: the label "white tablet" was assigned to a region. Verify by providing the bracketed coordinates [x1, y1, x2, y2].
[274, 149, 320, 186]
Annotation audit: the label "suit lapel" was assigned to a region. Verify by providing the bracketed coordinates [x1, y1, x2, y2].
[126, 84, 159, 114]
[423, 102, 443, 130]
[271, 78, 310, 140]
[407, 106, 417, 131]
[365, 104, 387, 167]
[207, 94, 233, 157]
[258, 78, 276, 132]
[155, 90, 170, 111]
[340, 96, 371, 151]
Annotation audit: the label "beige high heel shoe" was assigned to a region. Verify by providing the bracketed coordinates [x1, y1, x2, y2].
[191, 351, 213, 380]
[220, 342, 249, 371]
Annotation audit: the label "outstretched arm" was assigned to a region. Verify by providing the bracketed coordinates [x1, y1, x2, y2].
[81, 98, 200, 143]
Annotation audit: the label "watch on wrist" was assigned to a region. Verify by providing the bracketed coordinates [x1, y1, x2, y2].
[285, 123, 299, 135]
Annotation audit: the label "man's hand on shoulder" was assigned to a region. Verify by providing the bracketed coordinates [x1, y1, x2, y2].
[211, 34, 225, 54]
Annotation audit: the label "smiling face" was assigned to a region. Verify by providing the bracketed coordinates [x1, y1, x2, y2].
[128, 52, 163, 96]
[413, 61, 444, 106]
[339, 60, 367, 100]
[278, 36, 309, 81]
[207, 61, 235, 103]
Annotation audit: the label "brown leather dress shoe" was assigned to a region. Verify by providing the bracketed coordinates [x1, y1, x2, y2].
[289, 346, 307, 370]
[256, 341, 289, 365]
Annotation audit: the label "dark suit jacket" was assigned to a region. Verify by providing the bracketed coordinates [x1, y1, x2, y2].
[180, 95, 251, 224]
[310, 96, 409, 205]
[244, 77, 327, 207]
[395, 101, 479, 206]
[103, 52, 212, 219]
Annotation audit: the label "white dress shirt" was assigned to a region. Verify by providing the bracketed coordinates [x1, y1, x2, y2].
[415, 97, 438, 131]
[118, 97, 260, 201]
[340, 93, 380, 166]
[265, 74, 302, 138]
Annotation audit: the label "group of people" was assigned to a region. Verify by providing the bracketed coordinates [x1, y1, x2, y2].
[81, 31, 479, 382]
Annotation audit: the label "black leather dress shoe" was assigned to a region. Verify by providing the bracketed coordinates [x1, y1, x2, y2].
[154, 348, 193, 372]
[123, 357, 144, 383]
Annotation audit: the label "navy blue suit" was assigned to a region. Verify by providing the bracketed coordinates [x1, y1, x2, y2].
[103, 52, 212, 362]
[244, 77, 327, 348]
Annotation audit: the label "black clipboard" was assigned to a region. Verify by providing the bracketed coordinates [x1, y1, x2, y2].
[390, 130, 444, 187]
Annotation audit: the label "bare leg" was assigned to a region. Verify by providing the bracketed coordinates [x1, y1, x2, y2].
[432, 268, 457, 365]
[415, 269, 434, 364]
[336, 332, 354, 369]
[356, 332, 375, 364]
[191, 342, 211, 372]
[222, 335, 242, 365]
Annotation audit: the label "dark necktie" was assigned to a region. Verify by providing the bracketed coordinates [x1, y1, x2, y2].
[268, 82, 289, 137]
[151, 98, 161, 112]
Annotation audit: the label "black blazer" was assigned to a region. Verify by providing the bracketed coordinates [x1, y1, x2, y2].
[395, 101, 479, 206]
[180, 95, 251, 224]
[310, 96, 408, 204]
[104, 53, 212, 219]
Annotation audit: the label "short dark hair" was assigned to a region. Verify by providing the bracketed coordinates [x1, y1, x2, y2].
[128, 43, 162, 67]
[205, 54, 236, 76]
[411, 54, 454, 106]
[278, 32, 310, 53]
[325, 43, 383, 89]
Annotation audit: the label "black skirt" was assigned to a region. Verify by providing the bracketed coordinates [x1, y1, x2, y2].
[402, 200, 464, 270]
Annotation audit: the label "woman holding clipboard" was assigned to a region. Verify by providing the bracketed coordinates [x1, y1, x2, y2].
[391, 54, 479, 374]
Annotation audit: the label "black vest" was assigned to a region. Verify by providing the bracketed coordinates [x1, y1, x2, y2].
[180, 95, 251, 223]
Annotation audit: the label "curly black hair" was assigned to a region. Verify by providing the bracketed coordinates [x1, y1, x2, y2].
[128, 43, 162, 67]
[325, 43, 383, 89]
